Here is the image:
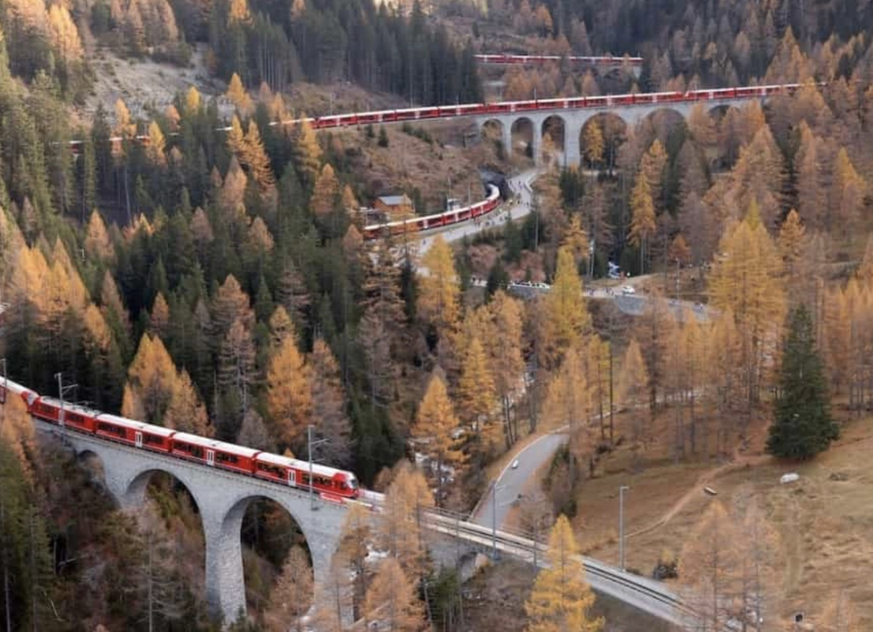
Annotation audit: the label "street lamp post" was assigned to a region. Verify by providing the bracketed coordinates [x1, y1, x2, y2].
[619, 485, 629, 571]
[491, 481, 508, 558]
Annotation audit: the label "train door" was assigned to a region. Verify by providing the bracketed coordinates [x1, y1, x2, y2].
[288, 470, 296, 487]
[206, 450, 215, 466]
[135, 431, 143, 448]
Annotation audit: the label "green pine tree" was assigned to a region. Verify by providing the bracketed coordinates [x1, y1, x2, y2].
[766, 305, 839, 460]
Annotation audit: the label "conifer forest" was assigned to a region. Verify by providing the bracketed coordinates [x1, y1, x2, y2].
[3, 0, 873, 629]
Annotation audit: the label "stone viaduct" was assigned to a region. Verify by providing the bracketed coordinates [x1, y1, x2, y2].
[26, 414, 685, 628]
[33, 419, 347, 625]
[475, 97, 753, 166]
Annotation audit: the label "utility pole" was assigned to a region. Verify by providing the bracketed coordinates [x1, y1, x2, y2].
[307, 425, 328, 511]
[2, 484, 10, 632]
[1, 358, 6, 420]
[55, 372, 77, 446]
[491, 482, 497, 555]
[148, 532, 154, 632]
[619, 485, 629, 571]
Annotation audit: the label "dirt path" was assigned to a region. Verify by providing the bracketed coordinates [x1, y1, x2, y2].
[626, 450, 770, 540]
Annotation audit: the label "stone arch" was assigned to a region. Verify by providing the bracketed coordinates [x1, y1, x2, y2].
[77, 448, 105, 479]
[541, 114, 566, 166]
[239, 495, 315, 616]
[638, 108, 688, 157]
[480, 118, 504, 139]
[579, 112, 627, 170]
[480, 118, 509, 160]
[706, 104, 745, 170]
[124, 465, 206, 512]
[214, 492, 326, 624]
[641, 107, 686, 136]
[510, 116, 535, 161]
[706, 103, 739, 122]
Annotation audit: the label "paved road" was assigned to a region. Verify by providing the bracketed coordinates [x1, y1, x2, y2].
[473, 432, 569, 529]
[417, 169, 540, 257]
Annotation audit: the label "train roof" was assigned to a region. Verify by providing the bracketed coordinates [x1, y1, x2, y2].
[37, 397, 101, 417]
[171, 432, 262, 458]
[255, 452, 352, 479]
[95, 414, 177, 437]
[2, 378, 35, 396]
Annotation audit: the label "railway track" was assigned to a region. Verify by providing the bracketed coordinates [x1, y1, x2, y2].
[420, 508, 691, 626]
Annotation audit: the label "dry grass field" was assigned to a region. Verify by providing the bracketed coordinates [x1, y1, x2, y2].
[563, 409, 873, 630]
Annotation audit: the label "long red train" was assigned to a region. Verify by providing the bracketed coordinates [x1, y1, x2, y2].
[362, 183, 501, 240]
[0, 378, 361, 503]
[67, 83, 803, 155]
[474, 53, 643, 67]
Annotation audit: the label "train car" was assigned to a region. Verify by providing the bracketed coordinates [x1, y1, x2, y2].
[482, 101, 513, 114]
[30, 397, 100, 433]
[253, 452, 359, 499]
[394, 108, 420, 122]
[708, 88, 737, 100]
[586, 96, 609, 108]
[94, 414, 176, 453]
[299, 461, 359, 499]
[356, 111, 385, 125]
[0, 378, 38, 409]
[536, 98, 568, 110]
[315, 115, 343, 129]
[459, 103, 485, 116]
[510, 100, 540, 112]
[734, 86, 760, 98]
[611, 94, 636, 107]
[651, 91, 685, 103]
[170, 433, 261, 475]
[253, 452, 300, 486]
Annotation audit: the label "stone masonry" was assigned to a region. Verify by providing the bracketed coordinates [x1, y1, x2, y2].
[34, 420, 346, 626]
[476, 97, 760, 166]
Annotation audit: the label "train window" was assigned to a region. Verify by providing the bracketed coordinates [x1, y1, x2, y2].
[144, 434, 164, 445]
[97, 422, 125, 436]
[177, 442, 203, 458]
[257, 464, 283, 478]
[216, 453, 239, 464]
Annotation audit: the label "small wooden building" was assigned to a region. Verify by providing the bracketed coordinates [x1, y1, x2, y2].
[373, 194, 415, 220]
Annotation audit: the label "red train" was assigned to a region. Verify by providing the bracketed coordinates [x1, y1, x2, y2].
[0, 378, 360, 500]
[362, 183, 501, 240]
[66, 83, 804, 155]
[475, 54, 644, 67]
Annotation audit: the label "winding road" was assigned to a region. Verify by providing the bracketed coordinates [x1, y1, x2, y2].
[473, 432, 568, 529]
